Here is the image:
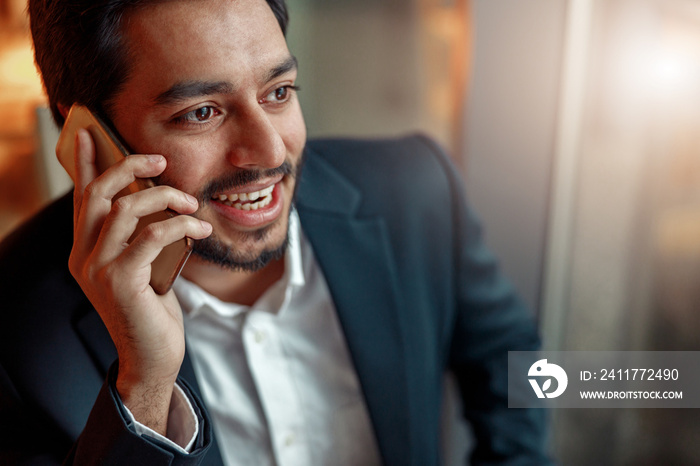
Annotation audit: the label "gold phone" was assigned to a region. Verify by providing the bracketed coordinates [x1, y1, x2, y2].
[56, 104, 193, 294]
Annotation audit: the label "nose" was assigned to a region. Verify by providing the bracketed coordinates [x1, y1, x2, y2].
[225, 105, 286, 169]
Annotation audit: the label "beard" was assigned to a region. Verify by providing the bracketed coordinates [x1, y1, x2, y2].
[191, 215, 290, 272]
[157, 157, 303, 272]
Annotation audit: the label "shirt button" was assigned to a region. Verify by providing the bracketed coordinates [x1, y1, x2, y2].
[284, 433, 296, 446]
[253, 329, 267, 343]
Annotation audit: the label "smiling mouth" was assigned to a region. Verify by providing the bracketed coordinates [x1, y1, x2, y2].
[212, 184, 275, 211]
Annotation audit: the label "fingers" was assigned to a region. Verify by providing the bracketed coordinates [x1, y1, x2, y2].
[74, 128, 98, 194]
[72, 128, 164, 200]
[73, 129, 97, 227]
[95, 186, 209, 260]
[110, 215, 211, 288]
[64, 128, 200, 407]
[72, 152, 168, 259]
[68, 132, 210, 293]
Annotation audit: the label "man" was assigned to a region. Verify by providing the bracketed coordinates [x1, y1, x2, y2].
[0, 0, 550, 464]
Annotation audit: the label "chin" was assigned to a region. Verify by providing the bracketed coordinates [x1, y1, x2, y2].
[192, 217, 290, 273]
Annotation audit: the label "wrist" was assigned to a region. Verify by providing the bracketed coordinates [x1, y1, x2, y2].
[116, 364, 179, 436]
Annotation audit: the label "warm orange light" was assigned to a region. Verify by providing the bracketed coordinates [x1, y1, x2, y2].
[0, 42, 44, 100]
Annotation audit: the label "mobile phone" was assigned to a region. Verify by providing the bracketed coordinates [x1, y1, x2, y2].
[56, 104, 193, 294]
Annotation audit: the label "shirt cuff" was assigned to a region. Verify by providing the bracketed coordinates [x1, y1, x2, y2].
[122, 382, 199, 453]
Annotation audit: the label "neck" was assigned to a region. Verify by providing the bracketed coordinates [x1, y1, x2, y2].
[180, 255, 285, 306]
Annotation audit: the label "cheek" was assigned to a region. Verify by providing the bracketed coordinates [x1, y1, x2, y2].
[158, 140, 220, 193]
[280, 110, 307, 159]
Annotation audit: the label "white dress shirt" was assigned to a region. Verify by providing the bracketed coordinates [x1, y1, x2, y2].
[170, 210, 382, 466]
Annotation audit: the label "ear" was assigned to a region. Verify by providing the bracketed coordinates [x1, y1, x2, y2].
[57, 103, 71, 119]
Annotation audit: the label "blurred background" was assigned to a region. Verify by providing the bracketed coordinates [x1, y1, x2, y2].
[2, 0, 700, 463]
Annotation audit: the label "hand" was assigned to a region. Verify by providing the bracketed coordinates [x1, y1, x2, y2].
[65, 128, 212, 434]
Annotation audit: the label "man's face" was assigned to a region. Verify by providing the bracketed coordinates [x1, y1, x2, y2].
[108, 0, 306, 271]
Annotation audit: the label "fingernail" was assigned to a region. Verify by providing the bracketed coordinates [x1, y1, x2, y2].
[200, 220, 212, 232]
[148, 154, 164, 163]
[185, 193, 198, 205]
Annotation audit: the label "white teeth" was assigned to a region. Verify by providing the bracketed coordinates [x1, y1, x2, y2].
[230, 194, 272, 211]
[212, 184, 275, 210]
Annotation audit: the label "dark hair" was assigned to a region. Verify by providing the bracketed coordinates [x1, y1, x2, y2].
[29, 0, 289, 127]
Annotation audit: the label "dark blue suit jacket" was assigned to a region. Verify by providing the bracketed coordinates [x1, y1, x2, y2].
[0, 135, 550, 465]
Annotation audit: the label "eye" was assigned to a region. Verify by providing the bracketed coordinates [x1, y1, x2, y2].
[259, 85, 299, 104]
[271, 86, 290, 102]
[174, 105, 221, 125]
[189, 106, 216, 121]
[192, 106, 214, 121]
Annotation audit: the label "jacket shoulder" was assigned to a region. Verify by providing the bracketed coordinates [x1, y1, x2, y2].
[303, 134, 460, 214]
[0, 192, 75, 295]
[305, 134, 454, 181]
[0, 193, 84, 346]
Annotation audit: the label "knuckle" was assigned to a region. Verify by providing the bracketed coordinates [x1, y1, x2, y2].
[67, 254, 81, 278]
[149, 185, 171, 202]
[99, 263, 120, 285]
[124, 154, 148, 171]
[85, 262, 103, 282]
[185, 215, 203, 230]
[111, 196, 133, 215]
[82, 180, 100, 199]
[96, 265, 123, 298]
[155, 185, 180, 202]
[141, 222, 166, 243]
[120, 154, 138, 168]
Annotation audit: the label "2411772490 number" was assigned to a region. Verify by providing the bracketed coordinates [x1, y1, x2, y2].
[598, 368, 679, 381]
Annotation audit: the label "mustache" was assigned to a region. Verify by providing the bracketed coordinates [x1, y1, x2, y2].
[197, 160, 295, 202]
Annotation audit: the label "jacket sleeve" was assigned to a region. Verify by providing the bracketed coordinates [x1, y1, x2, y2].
[417, 136, 554, 465]
[62, 362, 212, 466]
[0, 195, 214, 465]
[0, 360, 212, 466]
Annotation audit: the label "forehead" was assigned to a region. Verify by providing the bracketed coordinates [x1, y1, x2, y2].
[120, 0, 289, 90]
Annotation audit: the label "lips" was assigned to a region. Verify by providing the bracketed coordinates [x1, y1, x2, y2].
[209, 180, 284, 228]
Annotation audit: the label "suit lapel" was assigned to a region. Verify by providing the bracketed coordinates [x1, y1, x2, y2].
[296, 148, 413, 465]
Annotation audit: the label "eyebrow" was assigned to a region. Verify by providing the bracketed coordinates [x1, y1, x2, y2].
[154, 81, 234, 106]
[264, 55, 298, 83]
[154, 55, 298, 106]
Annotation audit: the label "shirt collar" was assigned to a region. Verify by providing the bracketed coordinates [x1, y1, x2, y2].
[286, 208, 305, 289]
[174, 209, 305, 319]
